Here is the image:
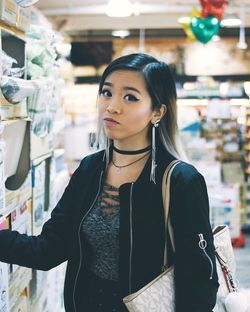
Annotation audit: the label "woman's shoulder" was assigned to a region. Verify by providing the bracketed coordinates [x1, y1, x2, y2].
[171, 160, 204, 186]
[80, 149, 105, 166]
[72, 149, 105, 176]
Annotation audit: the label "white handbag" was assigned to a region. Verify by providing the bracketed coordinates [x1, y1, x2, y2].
[123, 160, 248, 312]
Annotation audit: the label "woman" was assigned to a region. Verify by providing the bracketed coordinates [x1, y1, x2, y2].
[0, 53, 219, 311]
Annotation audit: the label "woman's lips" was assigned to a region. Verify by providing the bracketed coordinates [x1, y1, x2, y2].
[103, 118, 120, 126]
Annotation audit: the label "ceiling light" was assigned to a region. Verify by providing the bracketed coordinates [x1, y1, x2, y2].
[106, 0, 133, 17]
[112, 30, 130, 38]
[177, 16, 190, 24]
[221, 16, 241, 27]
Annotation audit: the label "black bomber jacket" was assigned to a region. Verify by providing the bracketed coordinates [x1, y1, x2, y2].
[0, 146, 219, 312]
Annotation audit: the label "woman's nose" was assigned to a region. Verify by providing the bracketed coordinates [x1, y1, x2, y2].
[106, 98, 121, 114]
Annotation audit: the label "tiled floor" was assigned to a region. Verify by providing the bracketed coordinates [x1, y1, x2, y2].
[234, 233, 250, 311]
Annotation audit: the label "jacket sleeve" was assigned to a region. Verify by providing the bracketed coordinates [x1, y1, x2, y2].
[0, 158, 86, 271]
[171, 166, 219, 312]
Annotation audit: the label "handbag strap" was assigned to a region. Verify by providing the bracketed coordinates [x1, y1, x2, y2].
[162, 160, 181, 269]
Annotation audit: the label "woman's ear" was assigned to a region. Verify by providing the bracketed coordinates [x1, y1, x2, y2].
[151, 104, 167, 123]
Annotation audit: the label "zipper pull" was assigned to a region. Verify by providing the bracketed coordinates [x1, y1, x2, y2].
[198, 233, 213, 280]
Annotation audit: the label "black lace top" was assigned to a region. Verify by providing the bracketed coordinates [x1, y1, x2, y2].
[82, 183, 120, 281]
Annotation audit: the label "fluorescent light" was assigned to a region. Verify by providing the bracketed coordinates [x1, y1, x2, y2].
[221, 17, 241, 27]
[106, 0, 133, 17]
[112, 30, 130, 38]
[178, 16, 190, 24]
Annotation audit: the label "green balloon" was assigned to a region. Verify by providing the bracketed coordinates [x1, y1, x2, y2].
[190, 16, 220, 44]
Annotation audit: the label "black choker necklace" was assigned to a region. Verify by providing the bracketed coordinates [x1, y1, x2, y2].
[113, 145, 151, 155]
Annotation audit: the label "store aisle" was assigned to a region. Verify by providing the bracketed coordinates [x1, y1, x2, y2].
[234, 234, 250, 311]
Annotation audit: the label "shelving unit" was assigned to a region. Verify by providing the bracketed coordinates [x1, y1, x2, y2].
[0, 3, 68, 311]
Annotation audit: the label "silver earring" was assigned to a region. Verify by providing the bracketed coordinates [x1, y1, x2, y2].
[150, 120, 160, 184]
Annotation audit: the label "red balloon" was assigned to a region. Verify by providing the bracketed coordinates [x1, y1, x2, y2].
[200, 0, 228, 20]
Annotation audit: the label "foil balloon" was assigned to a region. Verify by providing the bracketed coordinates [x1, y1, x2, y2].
[179, 17, 196, 40]
[14, 0, 39, 8]
[179, 7, 201, 40]
[200, 0, 228, 20]
[190, 16, 220, 44]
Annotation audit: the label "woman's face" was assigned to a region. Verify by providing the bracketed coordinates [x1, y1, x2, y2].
[98, 70, 157, 147]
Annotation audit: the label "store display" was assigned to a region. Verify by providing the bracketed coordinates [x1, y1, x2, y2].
[0, 1, 250, 311]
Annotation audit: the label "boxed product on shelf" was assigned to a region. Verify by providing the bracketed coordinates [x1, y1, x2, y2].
[185, 138, 217, 162]
[10, 200, 32, 273]
[0, 261, 9, 312]
[30, 131, 53, 161]
[32, 156, 51, 235]
[2, 119, 28, 179]
[8, 265, 31, 310]
[0, 0, 18, 27]
[0, 28, 28, 120]
[32, 160, 46, 236]
[49, 149, 69, 209]
[0, 137, 5, 213]
[5, 172, 32, 214]
[191, 160, 222, 185]
[0, 215, 10, 229]
[46, 263, 66, 312]
[0, 216, 10, 312]
[222, 162, 245, 184]
[10, 291, 29, 312]
[3, 119, 31, 214]
[29, 269, 48, 309]
[207, 183, 241, 238]
[16, 6, 31, 32]
[206, 99, 231, 119]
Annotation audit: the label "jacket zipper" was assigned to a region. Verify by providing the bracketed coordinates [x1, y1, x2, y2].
[129, 182, 134, 294]
[198, 233, 213, 280]
[72, 170, 104, 312]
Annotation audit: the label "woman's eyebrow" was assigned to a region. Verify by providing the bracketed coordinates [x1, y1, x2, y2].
[124, 86, 141, 95]
[103, 82, 141, 95]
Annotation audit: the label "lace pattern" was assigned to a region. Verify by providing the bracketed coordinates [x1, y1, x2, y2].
[82, 183, 120, 281]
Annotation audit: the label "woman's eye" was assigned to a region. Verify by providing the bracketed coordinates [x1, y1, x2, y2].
[124, 94, 139, 102]
[101, 89, 112, 97]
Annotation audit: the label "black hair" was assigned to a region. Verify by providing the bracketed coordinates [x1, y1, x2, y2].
[97, 53, 182, 158]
